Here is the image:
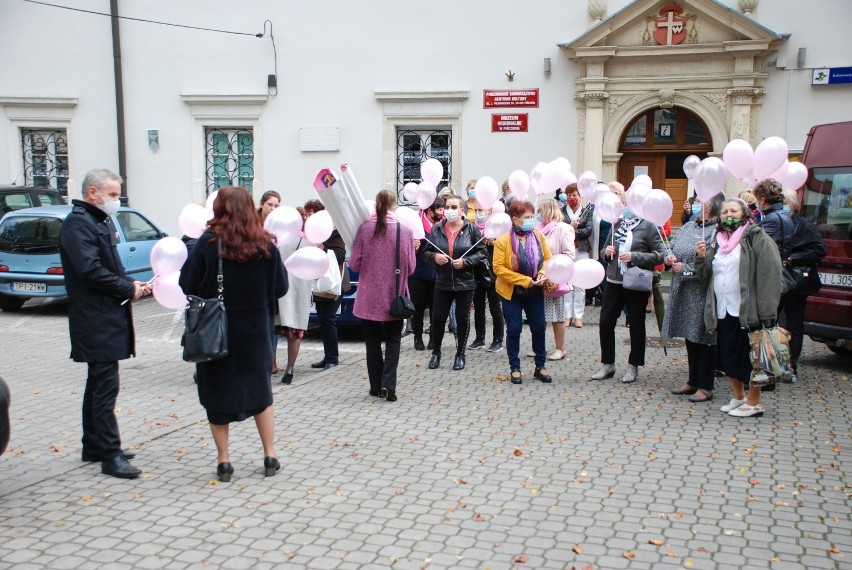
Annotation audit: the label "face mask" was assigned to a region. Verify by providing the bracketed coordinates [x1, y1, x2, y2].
[95, 192, 120, 216]
[691, 203, 702, 216]
[623, 208, 635, 221]
[534, 213, 543, 224]
[557, 193, 567, 202]
[475, 213, 487, 223]
[721, 216, 742, 232]
[522, 218, 536, 232]
[782, 205, 791, 215]
[567, 197, 580, 209]
[467, 190, 476, 199]
[444, 209, 459, 222]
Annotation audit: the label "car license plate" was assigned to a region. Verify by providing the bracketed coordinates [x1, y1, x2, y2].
[819, 272, 852, 289]
[12, 282, 46, 293]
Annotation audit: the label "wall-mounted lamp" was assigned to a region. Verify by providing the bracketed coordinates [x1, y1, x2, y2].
[148, 129, 159, 152]
[544, 57, 552, 75]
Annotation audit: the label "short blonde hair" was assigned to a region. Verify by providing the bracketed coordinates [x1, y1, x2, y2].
[538, 198, 563, 224]
[739, 190, 757, 207]
[783, 189, 801, 213]
[465, 179, 477, 191]
[608, 181, 625, 196]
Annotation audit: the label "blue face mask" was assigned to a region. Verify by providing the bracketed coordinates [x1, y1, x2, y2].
[691, 203, 702, 216]
[782, 205, 791, 215]
[557, 193, 567, 202]
[534, 213, 543, 224]
[623, 208, 635, 221]
[468, 190, 476, 199]
[522, 218, 536, 232]
[475, 213, 487, 223]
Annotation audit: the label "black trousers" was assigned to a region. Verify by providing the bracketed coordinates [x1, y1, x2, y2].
[362, 319, 403, 393]
[599, 282, 649, 366]
[431, 288, 474, 357]
[82, 361, 122, 460]
[778, 292, 807, 370]
[408, 277, 434, 336]
[685, 339, 716, 391]
[314, 296, 342, 364]
[472, 281, 504, 343]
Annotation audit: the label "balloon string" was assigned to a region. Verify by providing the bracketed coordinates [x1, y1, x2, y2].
[458, 237, 485, 259]
[422, 238, 449, 257]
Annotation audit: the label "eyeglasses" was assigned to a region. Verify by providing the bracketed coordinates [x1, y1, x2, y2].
[446, 205, 461, 210]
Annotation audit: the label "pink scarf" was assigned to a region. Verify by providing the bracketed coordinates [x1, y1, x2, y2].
[716, 221, 749, 255]
[537, 220, 558, 235]
[420, 210, 433, 234]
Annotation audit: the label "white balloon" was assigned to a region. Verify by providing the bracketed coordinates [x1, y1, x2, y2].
[577, 171, 598, 197]
[509, 169, 531, 200]
[264, 205, 303, 246]
[537, 162, 562, 196]
[304, 210, 334, 243]
[473, 176, 499, 209]
[420, 158, 444, 186]
[596, 192, 623, 225]
[550, 157, 573, 189]
[626, 183, 651, 219]
[491, 200, 505, 215]
[395, 206, 425, 240]
[642, 189, 674, 227]
[589, 184, 610, 206]
[205, 190, 219, 212]
[415, 182, 437, 210]
[528, 162, 546, 195]
[753, 136, 789, 181]
[632, 174, 653, 189]
[484, 213, 512, 239]
[178, 204, 208, 238]
[402, 182, 418, 202]
[284, 247, 331, 280]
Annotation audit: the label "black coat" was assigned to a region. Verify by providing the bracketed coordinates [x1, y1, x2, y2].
[179, 233, 288, 414]
[422, 219, 486, 291]
[59, 200, 136, 363]
[759, 203, 794, 259]
[788, 214, 827, 267]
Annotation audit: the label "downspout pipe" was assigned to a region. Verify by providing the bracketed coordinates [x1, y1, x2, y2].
[110, 0, 128, 203]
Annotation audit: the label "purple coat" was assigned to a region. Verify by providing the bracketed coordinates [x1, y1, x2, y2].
[350, 215, 415, 322]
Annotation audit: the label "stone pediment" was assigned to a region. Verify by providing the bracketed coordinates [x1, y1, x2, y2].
[560, 0, 785, 59]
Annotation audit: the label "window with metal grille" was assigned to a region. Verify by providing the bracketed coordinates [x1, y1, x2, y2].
[21, 129, 69, 195]
[396, 129, 451, 201]
[205, 127, 254, 194]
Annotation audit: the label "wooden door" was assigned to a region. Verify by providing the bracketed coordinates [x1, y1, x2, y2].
[618, 153, 665, 192]
[664, 178, 688, 227]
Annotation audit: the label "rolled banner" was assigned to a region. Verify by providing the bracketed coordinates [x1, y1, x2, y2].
[339, 164, 371, 227]
[313, 167, 369, 250]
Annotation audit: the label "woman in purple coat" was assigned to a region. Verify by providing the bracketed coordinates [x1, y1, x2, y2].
[349, 190, 416, 402]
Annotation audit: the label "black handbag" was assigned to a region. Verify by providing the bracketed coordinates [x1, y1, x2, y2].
[388, 224, 415, 319]
[475, 257, 494, 286]
[182, 243, 229, 363]
[781, 264, 821, 295]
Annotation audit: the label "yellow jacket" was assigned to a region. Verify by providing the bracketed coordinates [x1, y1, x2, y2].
[492, 230, 552, 301]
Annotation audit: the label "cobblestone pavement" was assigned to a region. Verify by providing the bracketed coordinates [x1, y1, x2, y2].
[0, 296, 849, 569]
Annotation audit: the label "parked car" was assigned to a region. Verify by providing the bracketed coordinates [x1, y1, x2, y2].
[0, 205, 166, 311]
[308, 264, 361, 326]
[0, 185, 65, 214]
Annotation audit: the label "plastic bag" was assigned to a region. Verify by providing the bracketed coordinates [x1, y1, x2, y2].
[311, 250, 342, 297]
[748, 326, 794, 387]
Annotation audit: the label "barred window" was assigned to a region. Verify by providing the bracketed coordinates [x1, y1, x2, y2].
[205, 127, 254, 194]
[396, 129, 451, 202]
[21, 129, 69, 195]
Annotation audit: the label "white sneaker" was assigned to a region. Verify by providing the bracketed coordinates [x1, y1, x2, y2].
[728, 403, 765, 417]
[720, 398, 746, 413]
[548, 349, 565, 360]
[622, 365, 638, 383]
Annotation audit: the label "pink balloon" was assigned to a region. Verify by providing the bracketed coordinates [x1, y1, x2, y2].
[545, 254, 575, 285]
[577, 171, 598, 197]
[694, 157, 728, 201]
[304, 210, 334, 243]
[474, 176, 499, 209]
[683, 155, 701, 180]
[564, 172, 578, 187]
[596, 192, 623, 225]
[264, 206, 303, 246]
[395, 206, 425, 240]
[205, 190, 219, 212]
[402, 182, 418, 202]
[642, 189, 674, 226]
[722, 139, 754, 179]
[572, 259, 605, 289]
[284, 247, 330, 280]
[589, 184, 610, 205]
[420, 158, 444, 186]
[780, 161, 808, 190]
[150, 237, 188, 277]
[753, 136, 789, 180]
[509, 169, 531, 200]
[550, 157, 573, 189]
[484, 213, 512, 239]
[491, 200, 505, 215]
[528, 163, 546, 195]
[152, 271, 186, 310]
[178, 204, 208, 239]
[415, 182, 437, 210]
[537, 162, 562, 196]
[632, 174, 653, 189]
[626, 184, 651, 219]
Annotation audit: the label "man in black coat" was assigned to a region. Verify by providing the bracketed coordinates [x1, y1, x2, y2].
[0, 377, 9, 456]
[59, 168, 151, 479]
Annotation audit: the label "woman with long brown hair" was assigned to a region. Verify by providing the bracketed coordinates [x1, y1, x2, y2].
[180, 187, 288, 481]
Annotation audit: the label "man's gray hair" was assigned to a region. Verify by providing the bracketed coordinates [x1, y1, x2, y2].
[81, 168, 122, 196]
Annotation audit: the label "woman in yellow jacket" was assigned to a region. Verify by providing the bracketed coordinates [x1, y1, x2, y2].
[492, 200, 553, 384]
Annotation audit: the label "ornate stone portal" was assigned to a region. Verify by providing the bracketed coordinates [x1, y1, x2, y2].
[560, 0, 785, 184]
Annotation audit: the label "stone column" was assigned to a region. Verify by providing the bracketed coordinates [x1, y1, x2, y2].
[727, 87, 764, 146]
[577, 92, 609, 176]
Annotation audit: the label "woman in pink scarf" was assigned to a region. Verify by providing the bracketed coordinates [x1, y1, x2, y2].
[695, 199, 782, 418]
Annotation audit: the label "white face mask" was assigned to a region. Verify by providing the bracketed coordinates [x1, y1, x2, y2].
[95, 191, 120, 216]
[444, 209, 459, 222]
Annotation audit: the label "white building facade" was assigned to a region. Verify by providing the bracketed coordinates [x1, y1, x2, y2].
[1, 0, 850, 233]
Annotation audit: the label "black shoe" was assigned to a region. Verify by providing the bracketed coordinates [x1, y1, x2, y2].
[101, 456, 141, 479]
[322, 362, 337, 370]
[369, 389, 380, 397]
[486, 341, 503, 352]
[282, 370, 293, 385]
[264, 456, 280, 477]
[427, 337, 434, 351]
[310, 360, 327, 369]
[534, 367, 552, 383]
[83, 450, 136, 462]
[453, 355, 466, 370]
[428, 355, 441, 369]
[671, 386, 698, 395]
[510, 370, 523, 384]
[414, 335, 425, 351]
[468, 339, 485, 350]
[217, 462, 234, 482]
[385, 390, 397, 402]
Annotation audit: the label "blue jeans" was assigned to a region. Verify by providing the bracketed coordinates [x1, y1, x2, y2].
[501, 288, 546, 371]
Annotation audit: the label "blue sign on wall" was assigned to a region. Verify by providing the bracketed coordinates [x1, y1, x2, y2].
[812, 67, 852, 85]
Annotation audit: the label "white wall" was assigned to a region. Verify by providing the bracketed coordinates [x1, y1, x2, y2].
[1, 0, 850, 235]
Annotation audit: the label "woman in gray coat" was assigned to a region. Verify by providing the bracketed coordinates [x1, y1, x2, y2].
[664, 193, 723, 402]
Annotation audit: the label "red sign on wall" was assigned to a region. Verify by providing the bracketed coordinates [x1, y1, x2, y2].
[483, 89, 539, 108]
[491, 114, 528, 133]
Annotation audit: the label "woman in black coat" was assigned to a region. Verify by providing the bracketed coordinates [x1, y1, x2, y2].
[421, 195, 487, 371]
[180, 187, 288, 482]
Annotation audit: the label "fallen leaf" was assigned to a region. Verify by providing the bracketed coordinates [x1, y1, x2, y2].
[454, 478, 468, 485]
[670, 512, 684, 520]
[513, 448, 523, 456]
[649, 538, 664, 546]
[696, 546, 708, 553]
[623, 551, 636, 559]
[572, 545, 583, 554]
[828, 546, 841, 555]
[81, 496, 93, 502]
[474, 513, 486, 522]
[285, 551, 295, 560]
[514, 555, 529, 563]
[648, 454, 657, 461]
[665, 551, 677, 557]
[730, 436, 738, 444]
[394, 489, 403, 496]
[748, 478, 760, 486]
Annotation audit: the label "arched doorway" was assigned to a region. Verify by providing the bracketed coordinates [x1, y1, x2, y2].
[617, 106, 712, 226]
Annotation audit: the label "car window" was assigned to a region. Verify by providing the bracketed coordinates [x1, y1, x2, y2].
[115, 211, 161, 242]
[37, 192, 65, 206]
[0, 193, 33, 213]
[0, 215, 63, 254]
[803, 166, 852, 241]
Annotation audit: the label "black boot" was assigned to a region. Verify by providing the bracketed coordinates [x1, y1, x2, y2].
[426, 336, 434, 351]
[414, 334, 425, 351]
[453, 354, 466, 370]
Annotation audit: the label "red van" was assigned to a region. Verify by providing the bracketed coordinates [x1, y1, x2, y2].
[799, 121, 852, 355]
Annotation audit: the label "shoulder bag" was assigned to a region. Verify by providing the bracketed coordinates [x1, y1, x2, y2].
[182, 242, 229, 363]
[622, 265, 653, 292]
[388, 224, 416, 319]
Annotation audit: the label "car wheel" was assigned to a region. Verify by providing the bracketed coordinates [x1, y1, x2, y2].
[0, 296, 25, 312]
[826, 344, 852, 356]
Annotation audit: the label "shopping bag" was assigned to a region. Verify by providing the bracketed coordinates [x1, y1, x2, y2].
[748, 326, 794, 387]
[311, 250, 342, 298]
